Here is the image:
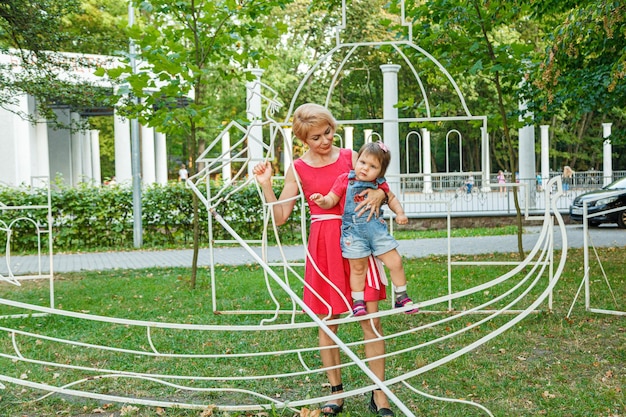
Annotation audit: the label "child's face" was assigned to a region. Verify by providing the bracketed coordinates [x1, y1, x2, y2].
[354, 152, 382, 182]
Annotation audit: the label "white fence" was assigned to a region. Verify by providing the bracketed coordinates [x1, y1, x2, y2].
[393, 170, 625, 218]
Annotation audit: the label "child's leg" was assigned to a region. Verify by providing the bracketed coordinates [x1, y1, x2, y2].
[377, 249, 419, 314]
[348, 257, 369, 316]
[348, 257, 369, 296]
[376, 249, 406, 288]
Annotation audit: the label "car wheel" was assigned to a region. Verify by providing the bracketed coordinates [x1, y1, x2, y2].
[617, 209, 626, 229]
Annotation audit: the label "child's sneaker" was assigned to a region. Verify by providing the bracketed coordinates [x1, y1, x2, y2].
[352, 300, 367, 316]
[394, 295, 419, 314]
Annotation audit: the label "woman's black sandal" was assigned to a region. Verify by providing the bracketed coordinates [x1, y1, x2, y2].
[321, 383, 344, 416]
[369, 389, 395, 417]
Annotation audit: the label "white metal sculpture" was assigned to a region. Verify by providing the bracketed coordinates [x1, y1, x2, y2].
[0, 2, 571, 415]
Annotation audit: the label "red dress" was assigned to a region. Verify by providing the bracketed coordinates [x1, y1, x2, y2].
[294, 148, 386, 315]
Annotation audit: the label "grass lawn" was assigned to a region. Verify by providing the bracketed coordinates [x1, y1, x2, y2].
[0, 245, 624, 417]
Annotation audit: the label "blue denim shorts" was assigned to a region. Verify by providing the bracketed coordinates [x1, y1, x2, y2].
[340, 217, 399, 259]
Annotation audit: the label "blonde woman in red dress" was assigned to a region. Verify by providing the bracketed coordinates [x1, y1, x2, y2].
[254, 103, 394, 416]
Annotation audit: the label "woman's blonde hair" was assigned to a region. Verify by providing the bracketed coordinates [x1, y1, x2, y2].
[292, 103, 337, 141]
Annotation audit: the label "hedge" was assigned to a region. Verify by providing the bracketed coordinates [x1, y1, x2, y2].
[0, 180, 303, 254]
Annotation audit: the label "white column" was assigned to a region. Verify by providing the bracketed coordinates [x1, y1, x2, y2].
[155, 131, 168, 185]
[90, 130, 102, 186]
[141, 124, 156, 185]
[246, 68, 265, 178]
[221, 131, 232, 182]
[380, 64, 401, 196]
[82, 127, 93, 183]
[70, 112, 83, 186]
[518, 97, 536, 205]
[421, 128, 433, 193]
[114, 110, 132, 184]
[282, 128, 292, 176]
[344, 126, 354, 150]
[15, 94, 32, 185]
[602, 123, 613, 186]
[33, 118, 50, 186]
[540, 125, 550, 189]
[480, 125, 491, 191]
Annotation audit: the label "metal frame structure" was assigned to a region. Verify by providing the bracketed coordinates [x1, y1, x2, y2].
[0, 176, 55, 313]
[567, 203, 626, 317]
[0, 2, 574, 415]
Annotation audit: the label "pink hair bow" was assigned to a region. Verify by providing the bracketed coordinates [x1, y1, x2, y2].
[377, 141, 389, 152]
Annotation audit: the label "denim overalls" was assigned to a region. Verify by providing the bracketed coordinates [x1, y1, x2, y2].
[340, 171, 399, 259]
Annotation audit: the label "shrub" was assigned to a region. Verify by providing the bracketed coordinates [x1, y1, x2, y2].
[0, 180, 303, 253]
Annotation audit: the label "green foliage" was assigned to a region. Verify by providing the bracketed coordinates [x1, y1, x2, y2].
[0, 181, 302, 253]
[0, 0, 125, 127]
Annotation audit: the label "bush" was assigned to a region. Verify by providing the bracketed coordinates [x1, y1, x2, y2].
[0, 180, 303, 253]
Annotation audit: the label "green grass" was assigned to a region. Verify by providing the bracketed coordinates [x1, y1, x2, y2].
[393, 225, 520, 240]
[0, 247, 624, 417]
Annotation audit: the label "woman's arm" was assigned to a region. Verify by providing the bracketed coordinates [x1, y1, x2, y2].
[253, 162, 299, 226]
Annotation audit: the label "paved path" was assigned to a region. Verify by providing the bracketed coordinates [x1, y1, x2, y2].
[1, 225, 624, 275]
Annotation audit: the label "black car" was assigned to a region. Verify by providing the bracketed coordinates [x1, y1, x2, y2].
[570, 177, 626, 228]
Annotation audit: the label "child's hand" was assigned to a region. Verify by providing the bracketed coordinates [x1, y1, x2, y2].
[309, 193, 323, 204]
[395, 214, 409, 225]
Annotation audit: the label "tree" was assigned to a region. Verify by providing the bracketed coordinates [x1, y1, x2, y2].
[0, 0, 127, 127]
[99, 0, 293, 288]
[524, 1, 626, 170]
[400, 0, 542, 258]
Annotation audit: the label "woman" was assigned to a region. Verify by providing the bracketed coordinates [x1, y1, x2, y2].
[253, 103, 394, 416]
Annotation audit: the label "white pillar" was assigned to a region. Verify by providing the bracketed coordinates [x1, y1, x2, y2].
[344, 126, 354, 150]
[15, 94, 32, 186]
[155, 131, 168, 185]
[421, 128, 433, 193]
[34, 117, 50, 185]
[246, 68, 265, 178]
[518, 98, 536, 205]
[90, 130, 102, 186]
[141, 124, 156, 185]
[222, 131, 232, 182]
[82, 127, 93, 183]
[380, 64, 401, 196]
[70, 112, 83, 186]
[114, 110, 132, 184]
[602, 123, 613, 186]
[540, 125, 550, 189]
[282, 128, 292, 176]
[480, 125, 491, 191]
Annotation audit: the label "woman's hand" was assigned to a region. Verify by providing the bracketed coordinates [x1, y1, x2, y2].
[253, 161, 273, 185]
[355, 188, 386, 221]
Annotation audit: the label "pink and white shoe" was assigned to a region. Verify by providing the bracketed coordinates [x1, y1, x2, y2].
[394, 296, 419, 314]
[352, 300, 367, 316]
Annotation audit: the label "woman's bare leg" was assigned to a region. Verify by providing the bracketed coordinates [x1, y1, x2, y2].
[319, 318, 344, 412]
[361, 301, 392, 410]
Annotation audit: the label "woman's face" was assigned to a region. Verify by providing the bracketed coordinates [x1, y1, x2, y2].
[303, 123, 335, 156]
